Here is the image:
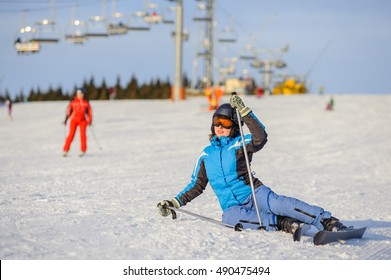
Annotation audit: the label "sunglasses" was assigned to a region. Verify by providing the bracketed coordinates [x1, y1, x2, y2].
[213, 116, 233, 129]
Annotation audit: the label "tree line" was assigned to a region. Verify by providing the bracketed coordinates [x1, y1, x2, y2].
[0, 74, 192, 103]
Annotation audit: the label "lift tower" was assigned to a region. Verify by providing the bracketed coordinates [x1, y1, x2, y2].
[193, 0, 214, 88]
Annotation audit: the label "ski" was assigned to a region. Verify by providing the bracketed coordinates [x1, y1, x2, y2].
[313, 227, 366, 245]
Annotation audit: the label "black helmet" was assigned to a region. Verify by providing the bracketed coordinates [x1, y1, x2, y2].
[76, 88, 86, 94]
[213, 103, 240, 124]
[210, 103, 241, 140]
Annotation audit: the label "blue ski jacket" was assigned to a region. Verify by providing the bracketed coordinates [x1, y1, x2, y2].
[175, 112, 268, 211]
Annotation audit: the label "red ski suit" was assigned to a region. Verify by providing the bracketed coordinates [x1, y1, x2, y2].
[63, 97, 92, 153]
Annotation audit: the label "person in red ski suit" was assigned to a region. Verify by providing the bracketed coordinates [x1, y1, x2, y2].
[63, 88, 92, 156]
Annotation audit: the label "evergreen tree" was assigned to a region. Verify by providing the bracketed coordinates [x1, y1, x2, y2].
[113, 75, 123, 99]
[87, 76, 99, 100]
[17, 89, 25, 102]
[98, 79, 108, 100]
[126, 75, 138, 99]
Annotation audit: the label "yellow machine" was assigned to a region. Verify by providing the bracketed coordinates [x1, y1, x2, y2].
[272, 78, 307, 95]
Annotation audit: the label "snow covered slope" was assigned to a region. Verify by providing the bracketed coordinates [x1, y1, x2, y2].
[1, 94, 390, 260]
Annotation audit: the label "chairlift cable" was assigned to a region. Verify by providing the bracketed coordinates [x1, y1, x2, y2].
[304, 40, 332, 80]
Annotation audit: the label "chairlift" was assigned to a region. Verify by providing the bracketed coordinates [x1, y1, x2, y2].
[31, 0, 60, 43]
[128, 11, 150, 31]
[64, 5, 88, 44]
[86, 0, 109, 37]
[218, 26, 237, 43]
[65, 19, 88, 44]
[196, 51, 209, 57]
[108, 12, 128, 35]
[144, 2, 162, 24]
[14, 12, 40, 54]
[193, 2, 211, 22]
[86, 15, 109, 37]
[107, 0, 128, 35]
[14, 25, 40, 54]
[32, 18, 61, 43]
[239, 44, 257, 61]
[219, 65, 235, 75]
[219, 57, 237, 77]
[274, 60, 286, 68]
[251, 60, 265, 68]
[162, 6, 175, 24]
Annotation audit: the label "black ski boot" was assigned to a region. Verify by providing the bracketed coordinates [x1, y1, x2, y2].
[277, 216, 301, 234]
[321, 217, 348, 232]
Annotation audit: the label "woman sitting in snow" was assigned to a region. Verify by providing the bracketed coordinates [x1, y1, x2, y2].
[157, 95, 348, 235]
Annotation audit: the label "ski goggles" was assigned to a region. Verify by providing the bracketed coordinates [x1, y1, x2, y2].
[213, 116, 233, 129]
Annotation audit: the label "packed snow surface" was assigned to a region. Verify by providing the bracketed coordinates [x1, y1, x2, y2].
[1, 94, 390, 260]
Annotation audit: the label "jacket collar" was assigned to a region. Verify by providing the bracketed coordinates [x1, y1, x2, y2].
[211, 135, 233, 147]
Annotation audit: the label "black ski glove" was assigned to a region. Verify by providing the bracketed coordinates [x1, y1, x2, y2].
[157, 198, 180, 219]
[63, 115, 69, 125]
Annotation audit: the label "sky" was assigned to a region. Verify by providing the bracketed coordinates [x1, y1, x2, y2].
[0, 0, 391, 98]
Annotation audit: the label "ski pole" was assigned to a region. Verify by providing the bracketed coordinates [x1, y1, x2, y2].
[89, 125, 102, 150]
[231, 92, 263, 228]
[167, 206, 243, 231]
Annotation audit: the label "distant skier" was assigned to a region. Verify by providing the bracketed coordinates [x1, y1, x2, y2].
[62, 88, 92, 157]
[326, 96, 334, 111]
[157, 95, 348, 236]
[5, 98, 12, 120]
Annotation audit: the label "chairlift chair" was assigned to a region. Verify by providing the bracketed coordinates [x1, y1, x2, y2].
[108, 0, 128, 35]
[193, 2, 211, 22]
[31, 0, 60, 43]
[128, 11, 150, 31]
[14, 12, 40, 54]
[218, 26, 237, 43]
[85, 15, 109, 38]
[239, 44, 257, 60]
[162, 6, 175, 24]
[14, 25, 40, 54]
[65, 19, 88, 44]
[32, 19, 60, 43]
[274, 60, 286, 68]
[14, 41, 40, 54]
[251, 60, 265, 68]
[143, 2, 162, 24]
[107, 12, 128, 35]
[144, 12, 162, 24]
